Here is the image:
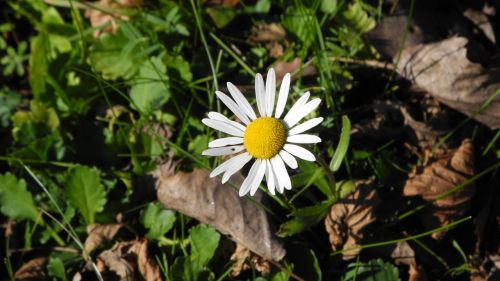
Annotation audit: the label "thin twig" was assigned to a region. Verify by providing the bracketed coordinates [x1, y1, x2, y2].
[269, 260, 306, 281]
[9, 247, 79, 254]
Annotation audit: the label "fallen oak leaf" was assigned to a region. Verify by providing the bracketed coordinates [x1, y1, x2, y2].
[84, 223, 131, 257]
[14, 257, 48, 280]
[230, 243, 271, 277]
[324, 180, 380, 260]
[97, 239, 161, 281]
[395, 37, 500, 129]
[403, 139, 475, 239]
[155, 168, 285, 261]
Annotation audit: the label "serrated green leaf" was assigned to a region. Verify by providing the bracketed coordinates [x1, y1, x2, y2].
[0, 173, 39, 222]
[88, 27, 146, 80]
[65, 165, 106, 225]
[321, 0, 338, 14]
[330, 115, 351, 172]
[141, 202, 176, 239]
[129, 56, 170, 114]
[282, 7, 315, 49]
[338, 2, 376, 34]
[190, 225, 220, 272]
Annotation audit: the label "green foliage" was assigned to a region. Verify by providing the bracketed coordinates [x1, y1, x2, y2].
[342, 259, 400, 281]
[47, 257, 68, 281]
[330, 115, 351, 172]
[130, 56, 170, 114]
[337, 2, 376, 34]
[282, 6, 316, 51]
[278, 199, 334, 237]
[1, 41, 28, 76]
[88, 26, 147, 80]
[0, 173, 39, 222]
[0, 87, 21, 127]
[171, 225, 220, 281]
[141, 202, 176, 239]
[65, 165, 106, 225]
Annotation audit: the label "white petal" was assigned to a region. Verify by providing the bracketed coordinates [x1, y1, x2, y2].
[255, 73, 266, 117]
[215, 91, 251, 124]
[283, 144, 316, 161]
[208, 112, 246, 132]
[279, 150, 298, 169]
[270, 155, 292, 191]
[287, 134, 322, 144]
[265, 68, 276, 117]
[275, 73, 290, 119]
[202, 119, 244, 137]
[264, 160, 276, 195]
[202, 145, 244, 156]
[239, 160, 259, 196]
[286, 98, 322, 127]
[209, 152, 249, 177]
[240, 160, 265, 197]
[208, 137, 243, 148]
[227, 82, 257, 120]
[283, 92, 310, 125]
[221, 152, 253, 183]
[289, 117, 323, 135]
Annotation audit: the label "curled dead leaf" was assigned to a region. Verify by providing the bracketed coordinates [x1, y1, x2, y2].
[324, 180, 380, 260]
[249, 23, 287, 58]
[84, 0, 143, 38]
[396, 37, 500, 129]
[155, 168, 285, 261]
[403, 139, 475, 239]
[84, 223, 129, 257]
[14, 257, 48, 280]
[97, 239, 161, 281]
[273, 58, 316, 82]
[230, 244, 271, 277]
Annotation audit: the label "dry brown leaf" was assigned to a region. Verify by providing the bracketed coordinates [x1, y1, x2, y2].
[97, 239, 161, 281]
[396, 37, 500, 129]
[248, 23, 287, 58]
[155, 168, 286, 261]
[403, 139, 475, 239]
[84, 223, 127, 256]
[273, 58, 316, 82]
[229, 244, 270, 277]
[324, 180, 380, 260]
[84, 0, 143, 38]
[14, 257, 48, 280]
[390, 241, 428, 281]
[463, 9, 496, 44]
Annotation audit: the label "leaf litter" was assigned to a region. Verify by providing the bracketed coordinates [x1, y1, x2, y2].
[154, 167, 286, 261]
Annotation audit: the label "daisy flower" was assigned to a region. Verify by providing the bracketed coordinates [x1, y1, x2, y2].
[202, 68, 323, 196]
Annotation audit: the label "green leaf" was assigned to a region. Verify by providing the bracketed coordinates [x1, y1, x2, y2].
[342, 259, 400, 281]
[291, 161, 331, 197]
[338, 2, 376, 34]
[88, 27, 146, 80]
[206, 7, 238, 29]
[321, 0, 338, 14]
[165, 54, 193, 82]
[0, 173, 39, 222]
[65, 165, 106, 225]
[47, 257, 68, 281]
[282, 7, 315, 49]
[287, 243, 322, 281]
[141, 202, 176, 239]
[330, 115, 351, 172]
[29, 33, 49, 99]
[129, 56, 170, 114]
[190, 225, 220, 272]
[278, 200, 334, 237]
[0, 87, 21, 127]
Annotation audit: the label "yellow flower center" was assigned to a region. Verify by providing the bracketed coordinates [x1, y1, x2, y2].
[244, 117, 287, 159]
